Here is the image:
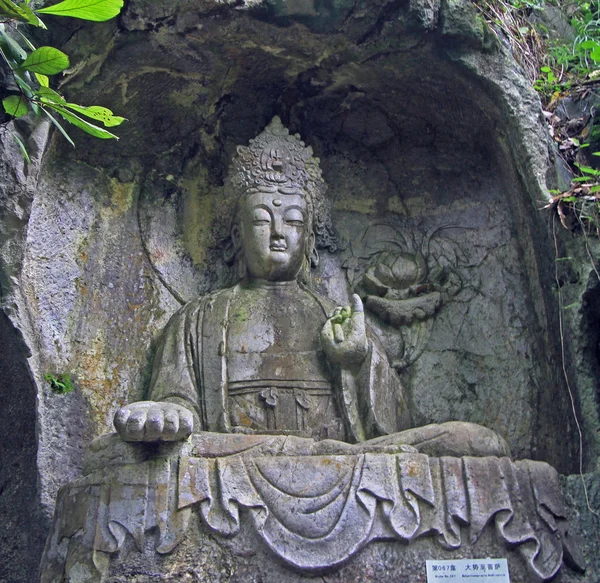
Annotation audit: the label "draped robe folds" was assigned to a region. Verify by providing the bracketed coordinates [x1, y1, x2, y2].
[147, 282, 412, 443]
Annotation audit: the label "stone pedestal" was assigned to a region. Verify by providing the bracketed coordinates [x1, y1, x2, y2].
[40, 434, 583, 583]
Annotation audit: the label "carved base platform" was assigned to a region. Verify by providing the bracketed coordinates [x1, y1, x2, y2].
[40, 434, 584, 583]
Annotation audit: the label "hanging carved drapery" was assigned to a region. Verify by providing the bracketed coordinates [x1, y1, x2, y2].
[41, 434, 581, 583]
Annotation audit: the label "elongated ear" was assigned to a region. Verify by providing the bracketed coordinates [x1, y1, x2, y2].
[310, 247, 319, 268]
[231, 223, 242, 249]
[223, 224, 242, 264]
[306, 232, 318, 268]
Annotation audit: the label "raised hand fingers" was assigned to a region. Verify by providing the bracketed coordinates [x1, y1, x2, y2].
[349, 294, 366, 337]
[333, 322, 344, 343]
[322, 312, 346, 343]
[321, 295, 369, 366]
[351, 294, 364, 313]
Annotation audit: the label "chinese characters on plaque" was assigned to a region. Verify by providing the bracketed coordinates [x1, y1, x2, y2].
[426, 559, 510, 581]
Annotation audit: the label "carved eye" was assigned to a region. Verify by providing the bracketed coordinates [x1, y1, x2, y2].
[253, 208, 271, 225]
[284, 208, 304, 226]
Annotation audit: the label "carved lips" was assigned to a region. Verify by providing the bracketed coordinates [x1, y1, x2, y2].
[270, 241, 288, 251]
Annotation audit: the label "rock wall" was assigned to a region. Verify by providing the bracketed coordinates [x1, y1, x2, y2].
[0, 0, 598, 580]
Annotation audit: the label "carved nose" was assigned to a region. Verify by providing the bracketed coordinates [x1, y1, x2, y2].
[271, 216, 284, 237]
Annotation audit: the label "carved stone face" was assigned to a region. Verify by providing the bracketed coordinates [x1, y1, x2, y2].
[235, 190, 312, 282]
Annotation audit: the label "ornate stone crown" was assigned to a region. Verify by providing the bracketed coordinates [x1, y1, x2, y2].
[227, 116, 325, 200]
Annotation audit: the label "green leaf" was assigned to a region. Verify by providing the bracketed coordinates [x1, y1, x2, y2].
[41, 107, 75, 146]
[37, 0, 123, 21]
[13, 71, 33, 96]
[575, 163, 600, 176]
[579, 39, 600, 50]
[0, 0, 46, 27]
[541, 66, 552, 72]
[590, 184, 600, 193]
[64, 102, 125, 127]
[0, 27, 27, 64]
[35, 73, 49, 87]
[0, 0, 28, 19]
[49, 104, 118, 139]
[43, 373, 75, 394]
[34, 86, 65, 104]
[12, 133, 31, 164]
[2, 94, 29, 117]
[592, 152, 600, 156]
[18, 46, 69, 75]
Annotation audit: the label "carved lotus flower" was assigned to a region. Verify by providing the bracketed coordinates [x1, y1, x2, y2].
[362, 251, 428, 296]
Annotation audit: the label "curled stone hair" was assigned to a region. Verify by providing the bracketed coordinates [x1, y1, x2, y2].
[221, 117, 338, 268]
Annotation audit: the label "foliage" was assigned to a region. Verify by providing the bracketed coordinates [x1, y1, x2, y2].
[473, 0, 549, 83]
[0, 0, 125, 160]
[474, 0, 599, 94]
[535, 0, 600, 98]
[474, 0, 600, 234]
[545, 151, 600, 234]
[43, 372, 75, 394]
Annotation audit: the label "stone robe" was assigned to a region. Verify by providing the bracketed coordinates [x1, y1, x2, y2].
[147, 280, 411, 442]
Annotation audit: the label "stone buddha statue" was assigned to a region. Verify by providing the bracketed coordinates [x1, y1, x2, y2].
[114, 117, 509, 458]
[42, 119, 581, 583]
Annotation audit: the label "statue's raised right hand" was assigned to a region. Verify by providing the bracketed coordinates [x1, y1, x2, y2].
[114, 401, 194, 442]
[321, 294, 369, 368]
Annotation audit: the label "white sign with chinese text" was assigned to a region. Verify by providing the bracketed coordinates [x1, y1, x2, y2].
[426, 559, 510, 582]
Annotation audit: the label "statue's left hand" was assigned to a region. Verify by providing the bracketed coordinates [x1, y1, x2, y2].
[321, 294, 369, 367]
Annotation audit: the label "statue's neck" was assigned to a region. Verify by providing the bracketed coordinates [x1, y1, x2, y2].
[242, 278, 300, 292]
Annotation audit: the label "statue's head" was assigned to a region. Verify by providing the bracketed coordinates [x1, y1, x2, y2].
[223, 117, 337, 282]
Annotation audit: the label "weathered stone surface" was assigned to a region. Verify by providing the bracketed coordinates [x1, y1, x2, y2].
[0, 310, 46, 583]
[0, 0, 597, 579]
[0, 118, 52, 583]
[111, 117, 515, 464]
[440, 0, 496, 49]
[40, 116, 587, 583]
[41, 436, 583, 582]
[561, 472, 600, 579]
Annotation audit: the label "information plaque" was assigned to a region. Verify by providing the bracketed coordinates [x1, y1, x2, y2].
[426, 559, 510, 581]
